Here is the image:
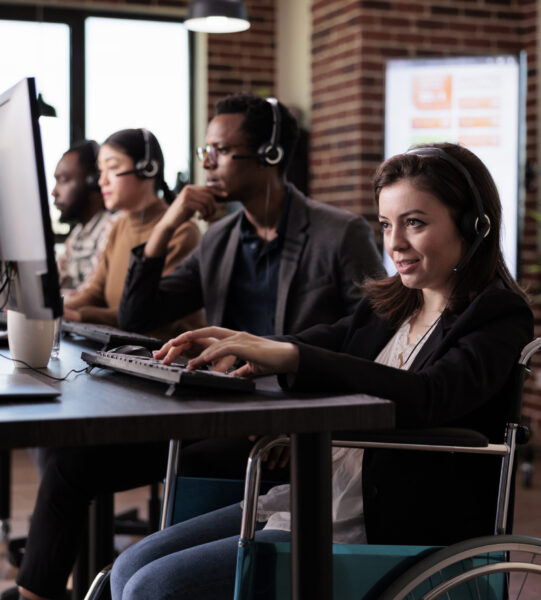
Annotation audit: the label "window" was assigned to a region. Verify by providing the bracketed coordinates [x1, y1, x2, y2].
[0, 7, 191, 232]
[0, 19, 70, 223]
[85, 17, 190, 188]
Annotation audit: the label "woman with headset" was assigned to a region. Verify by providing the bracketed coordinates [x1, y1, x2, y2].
[63, 128, 202, 333]
[110, 142, 532, 600]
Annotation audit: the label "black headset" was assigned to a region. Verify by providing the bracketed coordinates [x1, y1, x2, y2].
[232, 97, 285, 166]
[116, 128, 160, 179]
[82, 140, 100, 190]
[406, 146, 491, 273]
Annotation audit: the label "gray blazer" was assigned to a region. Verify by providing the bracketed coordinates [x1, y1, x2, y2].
[118, 185, 385, 336]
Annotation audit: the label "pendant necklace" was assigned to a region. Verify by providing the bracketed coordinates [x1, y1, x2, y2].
[400, 313, 443, 368]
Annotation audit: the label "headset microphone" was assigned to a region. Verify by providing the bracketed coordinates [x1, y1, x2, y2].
[116, 168, 138, 177]
[232, 152, 262, 161]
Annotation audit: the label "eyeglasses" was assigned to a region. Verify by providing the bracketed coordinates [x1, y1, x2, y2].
[196, 144, 247, 165]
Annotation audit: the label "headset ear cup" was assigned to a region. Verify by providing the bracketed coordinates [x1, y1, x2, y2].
[258, 143, 284, 166]
[85, 173, 100, 191]
[135, 158, 159, 179]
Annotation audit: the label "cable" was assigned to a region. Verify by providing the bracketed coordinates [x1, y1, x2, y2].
[0, 352, 89, 381]
[264, 169, 271, 283]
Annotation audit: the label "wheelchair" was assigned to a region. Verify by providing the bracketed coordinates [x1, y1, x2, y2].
[85, 337, 541, 600]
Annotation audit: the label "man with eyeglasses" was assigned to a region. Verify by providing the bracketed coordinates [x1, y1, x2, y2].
[119, 93, 384, 341]
[9, 94, 384, 600]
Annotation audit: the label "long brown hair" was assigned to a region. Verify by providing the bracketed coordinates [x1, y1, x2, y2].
[362, 142, 527, 327]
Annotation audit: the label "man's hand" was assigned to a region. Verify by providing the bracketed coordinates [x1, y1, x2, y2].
[144, 185, 228, 258]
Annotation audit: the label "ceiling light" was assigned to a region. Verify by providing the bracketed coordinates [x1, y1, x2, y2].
[185, 0, 250, 34]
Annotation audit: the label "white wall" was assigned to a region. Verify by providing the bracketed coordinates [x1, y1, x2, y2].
[276, 0, 311, 127]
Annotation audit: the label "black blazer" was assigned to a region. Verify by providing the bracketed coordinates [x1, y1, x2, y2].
[282, 281, 533, 545]
[118, 185, 384, 336]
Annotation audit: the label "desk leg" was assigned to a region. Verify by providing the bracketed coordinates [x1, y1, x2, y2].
[290, 431, 332, 600]
[0, 450, 10, 538]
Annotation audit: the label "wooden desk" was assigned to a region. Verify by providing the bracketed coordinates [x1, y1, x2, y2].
[0, 337, 395, 600]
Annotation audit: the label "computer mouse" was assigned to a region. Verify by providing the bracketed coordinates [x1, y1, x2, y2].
[108, 344, 153, 357]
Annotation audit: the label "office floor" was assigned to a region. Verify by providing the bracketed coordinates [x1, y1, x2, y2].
[0, 447, 540, 598]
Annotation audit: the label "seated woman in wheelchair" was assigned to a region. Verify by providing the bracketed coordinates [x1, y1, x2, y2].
[111, 142, 533, 600]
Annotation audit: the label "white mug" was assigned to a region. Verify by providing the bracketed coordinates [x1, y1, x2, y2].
[7, 310, 55, 368]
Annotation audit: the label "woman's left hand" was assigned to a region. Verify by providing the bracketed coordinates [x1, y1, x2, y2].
[180, 327, 300, 378]
[63, 307, 82, 322]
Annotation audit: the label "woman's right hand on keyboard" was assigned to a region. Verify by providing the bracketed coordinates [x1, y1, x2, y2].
[154, 333, 236, 372]
[177, 327, 300, 378]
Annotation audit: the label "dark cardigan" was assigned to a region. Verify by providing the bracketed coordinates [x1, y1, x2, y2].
[281, 281, 533, 545]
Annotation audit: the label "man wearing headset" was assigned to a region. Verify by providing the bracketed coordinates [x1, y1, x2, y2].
[52, 140, 119, 295]
[120, 93, 384, 344]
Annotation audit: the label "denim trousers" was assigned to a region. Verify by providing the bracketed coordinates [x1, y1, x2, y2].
[17, 439, 289, 599]
[111, 503, 291, 600]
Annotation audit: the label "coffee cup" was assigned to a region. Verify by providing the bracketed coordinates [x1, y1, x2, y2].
[7, 310, 55, 368]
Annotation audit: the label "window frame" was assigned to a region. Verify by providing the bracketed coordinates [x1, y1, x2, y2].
[0, 3, 195, 182]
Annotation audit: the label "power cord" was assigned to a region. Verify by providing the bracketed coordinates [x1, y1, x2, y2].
[0, 352, 89, 381]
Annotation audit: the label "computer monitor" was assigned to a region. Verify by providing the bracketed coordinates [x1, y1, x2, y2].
[0, 77, 62, 320]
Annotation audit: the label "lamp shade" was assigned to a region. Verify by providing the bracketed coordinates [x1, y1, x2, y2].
[185, 0, 250, 34]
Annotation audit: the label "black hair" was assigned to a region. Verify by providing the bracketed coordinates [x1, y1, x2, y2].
[102, 129, 175, 203]
[215, 93, 299, 175]
[65, 140, 99, 183]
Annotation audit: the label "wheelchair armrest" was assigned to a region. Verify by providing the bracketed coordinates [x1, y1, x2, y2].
[332, 427, 490, 448]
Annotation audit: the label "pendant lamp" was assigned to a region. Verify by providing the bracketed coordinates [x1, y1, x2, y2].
[184, 0, 250, 34]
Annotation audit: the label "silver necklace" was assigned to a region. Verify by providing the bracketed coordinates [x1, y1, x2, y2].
[401, 313, 442, 368]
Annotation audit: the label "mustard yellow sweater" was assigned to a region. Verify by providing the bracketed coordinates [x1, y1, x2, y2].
[66, 197, 201, 328]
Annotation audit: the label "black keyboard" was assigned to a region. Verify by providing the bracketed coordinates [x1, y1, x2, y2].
[63, 321, 163, 350]
[81, 350, 255, 394]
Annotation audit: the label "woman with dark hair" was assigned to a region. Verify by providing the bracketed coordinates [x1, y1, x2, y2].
[110, 142, 532, 600]
[63, 128, 202, 330]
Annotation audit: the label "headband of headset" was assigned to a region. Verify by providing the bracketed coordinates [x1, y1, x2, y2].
[232, 97, 285, 166]
[116, 128, 160, 179]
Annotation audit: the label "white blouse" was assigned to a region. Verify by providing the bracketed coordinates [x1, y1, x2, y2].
[253, 315, 430, 544]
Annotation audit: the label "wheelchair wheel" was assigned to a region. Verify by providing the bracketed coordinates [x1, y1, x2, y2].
[378, 535, 541, 600]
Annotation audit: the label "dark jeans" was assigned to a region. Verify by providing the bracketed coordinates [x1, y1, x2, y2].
[110, 503, 291, 600]
[17, 438, 289, 599]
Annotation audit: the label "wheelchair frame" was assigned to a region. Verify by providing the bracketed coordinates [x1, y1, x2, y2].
[234, 337, 541, 600]
[83, 338, 541, 600]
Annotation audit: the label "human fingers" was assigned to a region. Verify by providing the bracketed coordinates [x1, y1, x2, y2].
[63, 307, 81, 322]
[175, 327, 238, 346]
[265, 446, 290, 470]
[164, 186, 217, 227]
[161, 344, 189, 366]
[153, 339, 174, 359]
[211, 354, 237, 373]
[186, 333, 256, 371]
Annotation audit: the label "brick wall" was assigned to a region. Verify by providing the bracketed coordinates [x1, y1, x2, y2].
[310, 0, 541, 430]
[206, 0, 276, 117]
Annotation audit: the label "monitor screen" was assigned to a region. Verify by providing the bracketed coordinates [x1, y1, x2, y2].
[0, 77, 62, 319]
[384, 54, 525, 277]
